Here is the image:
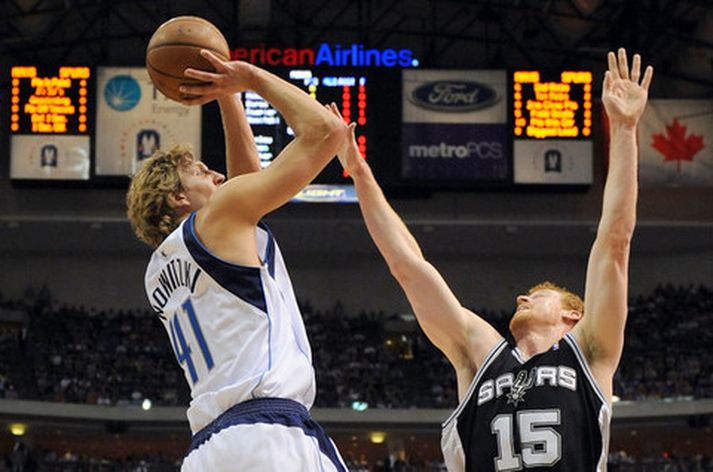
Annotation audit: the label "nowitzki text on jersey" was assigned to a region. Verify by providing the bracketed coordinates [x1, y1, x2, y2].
[150, 258, 203, 316]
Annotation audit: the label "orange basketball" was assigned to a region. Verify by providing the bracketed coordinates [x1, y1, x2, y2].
[146, 16, 230, 102]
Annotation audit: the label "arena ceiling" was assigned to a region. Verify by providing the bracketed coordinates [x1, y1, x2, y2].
[0, 0, 712, 97]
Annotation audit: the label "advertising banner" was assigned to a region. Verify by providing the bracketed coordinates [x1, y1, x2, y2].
[513, 140, 593, 184]
[95, 67, 201, 176]
[401, 69, 508, 182]
[10, 134, 90, 180]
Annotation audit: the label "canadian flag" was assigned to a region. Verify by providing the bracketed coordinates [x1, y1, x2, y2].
[639, 99, 713, 187]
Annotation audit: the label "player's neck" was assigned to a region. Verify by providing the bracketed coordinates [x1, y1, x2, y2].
[513, 327, 567, 361]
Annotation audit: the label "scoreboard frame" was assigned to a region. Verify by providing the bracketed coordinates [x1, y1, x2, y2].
[9, 64, 94, 182]
[509, 68, 595, 188]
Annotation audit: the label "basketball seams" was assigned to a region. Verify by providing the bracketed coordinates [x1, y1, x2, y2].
[147, 44, 229, 61]
[160, 16, 225, 39]
[146, 44, 228, 79]
[146, 63, 206, 83]
[147, 35, 229, 57]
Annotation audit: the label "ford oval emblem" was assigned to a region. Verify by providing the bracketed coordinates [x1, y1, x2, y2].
[409, 81, 499, 112]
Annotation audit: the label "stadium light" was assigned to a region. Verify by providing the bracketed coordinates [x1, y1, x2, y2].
[9, 423, 27, 436]
[351, 401, 368, 412]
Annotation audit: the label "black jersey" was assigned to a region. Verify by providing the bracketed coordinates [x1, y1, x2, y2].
[441, 333, 610, 472]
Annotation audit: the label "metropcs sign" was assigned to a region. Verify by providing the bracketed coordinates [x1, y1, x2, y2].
[232, 43, 419, 68]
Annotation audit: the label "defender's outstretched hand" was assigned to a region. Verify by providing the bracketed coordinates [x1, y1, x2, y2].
[326, 103, 368, 179]
[180, 50, 256, 106]
[602, 48, 653, 127]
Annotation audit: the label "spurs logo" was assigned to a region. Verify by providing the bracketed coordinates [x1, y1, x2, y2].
[506, 368, 536, 406]
[477, 365, 577, 406]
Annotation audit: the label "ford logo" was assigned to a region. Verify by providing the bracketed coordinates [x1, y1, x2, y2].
[409, 81, 499, 112]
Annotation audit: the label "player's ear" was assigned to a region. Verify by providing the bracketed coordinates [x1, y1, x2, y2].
[167, 191, 190, 210]
[563, 309, 583, 324]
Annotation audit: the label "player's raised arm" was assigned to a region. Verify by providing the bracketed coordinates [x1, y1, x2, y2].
[335, 114, 502, 381]
[181, 51, 347, 223]
[217, 94, 262, 178]
[574, 49, 653, 392]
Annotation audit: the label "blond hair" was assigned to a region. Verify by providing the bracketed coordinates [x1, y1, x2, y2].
[126, 144, 194, 248]
[528, 281, 584, 315]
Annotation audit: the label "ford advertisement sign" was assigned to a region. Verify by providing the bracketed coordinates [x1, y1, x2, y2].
[409, 81, 499, 112]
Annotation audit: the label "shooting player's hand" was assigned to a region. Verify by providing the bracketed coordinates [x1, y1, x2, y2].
[180, 51, 256, 106]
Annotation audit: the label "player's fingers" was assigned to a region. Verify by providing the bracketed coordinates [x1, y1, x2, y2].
[184, 68, 220, 82]
[179, 83, 215, 96]
[607, 51, 620, 80]
[180, 94, 214, 106]
[618, 48, 629, 80]
[330, 102, 342, 118]
[631, 54, 641, 83]
[324, 103, 342, 119]
[347, 122, 357, 140]
[200, 49, 228, 71]
[641, 65, 654, 92]
[603, 70, 612, 90]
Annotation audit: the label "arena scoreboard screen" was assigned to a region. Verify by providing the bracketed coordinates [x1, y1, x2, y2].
[242, 67, 371, 202]
[10, 66, 90, 135]
[513, 70, 592, 139]
[10, 65, 92, 180]
[512, 69, 594, 185]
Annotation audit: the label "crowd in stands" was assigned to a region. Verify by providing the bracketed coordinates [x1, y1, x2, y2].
[0, 284, 711, 470]
[0, 283, 711, 408]
[615, 284, 713, 400]
[303, 301, 459, 409]
[1, 447, 710, 471]
[608, 450, 713, 472]
[0, 441, 179, 471]
[0, 333, 19, 401]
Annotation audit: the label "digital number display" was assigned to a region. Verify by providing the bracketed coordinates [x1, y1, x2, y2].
[512, 70, 592, 139]
[10, 66, 91, 135]
[243, 68, 369, 189]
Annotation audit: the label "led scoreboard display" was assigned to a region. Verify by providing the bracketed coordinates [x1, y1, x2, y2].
[9, 65, 92, 180]
[513, 70, 593, 139]
[512, 69, 594, 185]
[242, 67, 370, 202]
[11, 66, 90, 135]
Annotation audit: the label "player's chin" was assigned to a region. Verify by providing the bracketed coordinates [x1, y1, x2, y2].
[509, 311, 529, 332]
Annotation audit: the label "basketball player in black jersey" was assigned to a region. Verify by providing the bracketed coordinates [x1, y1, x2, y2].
[335, 49, 652, 471]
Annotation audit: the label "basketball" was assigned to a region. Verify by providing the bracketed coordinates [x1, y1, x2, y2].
[146, 16, 230, 102]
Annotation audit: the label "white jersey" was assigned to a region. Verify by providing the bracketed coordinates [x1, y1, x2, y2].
[144, 213, 315, 433]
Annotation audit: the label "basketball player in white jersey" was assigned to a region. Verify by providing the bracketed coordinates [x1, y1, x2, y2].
[336, 49, 652, 471]
[127, 51, 349, 471]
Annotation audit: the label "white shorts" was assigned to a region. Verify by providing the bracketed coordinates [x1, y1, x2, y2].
[182, 397, 346, 472]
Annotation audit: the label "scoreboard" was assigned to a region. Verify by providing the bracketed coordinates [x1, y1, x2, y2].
[11, 66, 90, 135]
[512, 70, 593, 185]
[243, 67, 372, 202]
[10, 65, 92, 180]
[513, 70, 593, 139]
